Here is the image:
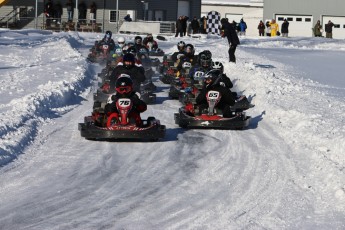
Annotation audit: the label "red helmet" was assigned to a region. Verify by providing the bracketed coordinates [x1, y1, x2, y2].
[115, 74, 133, 95]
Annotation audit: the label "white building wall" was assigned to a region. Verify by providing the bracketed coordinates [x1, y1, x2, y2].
[201, 4, 263, 36]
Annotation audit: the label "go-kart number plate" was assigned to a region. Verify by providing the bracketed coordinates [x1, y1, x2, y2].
[207, 91, 220, 100]
[118, 98, 131, 108]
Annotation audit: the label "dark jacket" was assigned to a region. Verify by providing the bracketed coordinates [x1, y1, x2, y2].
[220, 73, 233, 89]
[176, 18, 184, 31]
[221, 21, 240, 46]
[196, 83, 235, 107]
[104, 91, 147, 114]
[191, 18, 200, 31]
[281, 21, 289, 33]
[90, 3, 97, 14]
[325, 22, 334, 33]
[66, 1, 74, 11]
[44, 1, 54, 17]
[176, 55, 197, 72]
[98, 38, 115, 51]
[258, 21, 265, 31]
[171, 51, 186, 62]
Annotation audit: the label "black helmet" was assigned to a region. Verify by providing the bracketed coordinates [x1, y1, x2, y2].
[135, 36, 142, 44]
[199, 50, 212, 67]
[177, 41, 185, 51]
[122, 53, 135, 68]
[126, 46, 137, 55]
[115, 74, 133, 95]
[203, 69, 222, 86]
[185, 44, 195, 55]
[212, 61, 224, 73]
[105, 30, 112, 39]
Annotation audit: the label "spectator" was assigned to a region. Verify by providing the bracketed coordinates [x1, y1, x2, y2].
[265, 20, 271, 36]
[220, 18, 240, 63]
[78, 1, 87, 24]
[89, 2, 97, 24]
[182, 16, 189, 36]
[314, 20, 322, 37]
[124, 14, 132, 22]
[199, 16, 207, 34]
[191, 16, 200, 34]
[325, 20, 335, 38]
[281, 18, 289, 37]
[238, 18, 247, 36]
[44, 0, 54, 27]
[175, 16, 184, 37]
[257, 20, 265, 36]
[65, 0, 74, 22]
[54, 1, 62, 24]
[269, 19, 279, 37]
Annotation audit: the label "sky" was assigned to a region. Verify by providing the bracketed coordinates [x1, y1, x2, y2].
[0, 29, 344, 229]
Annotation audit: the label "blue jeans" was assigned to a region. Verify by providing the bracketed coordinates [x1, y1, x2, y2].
[67, 11, 73, 21]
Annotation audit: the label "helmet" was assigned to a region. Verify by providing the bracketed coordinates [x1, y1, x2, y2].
[200, 50, 212, 59]
[126, 46, 137, 55]
[105, 30, 112, 39]
[122, 53, 135, 68]
[177, 41, 185, 51]
[199, 51, 212, 68]
[212, 61, 224, 73]
[203, 69, 222, 86]
[185, 44, 195, 55]
[115, 74, 133, 95]
[117, 37, 126, 47]
[135, 36, 142, 45]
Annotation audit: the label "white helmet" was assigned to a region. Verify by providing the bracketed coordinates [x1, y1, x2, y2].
[117, 37, 126, 47]
[212, 61, 224, 73]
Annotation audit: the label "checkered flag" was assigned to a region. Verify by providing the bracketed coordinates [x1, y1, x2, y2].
[207, 11, 221, 35]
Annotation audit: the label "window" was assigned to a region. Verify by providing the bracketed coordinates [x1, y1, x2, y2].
[305, 18, 311, 22]
[296, 18, 302, 22]
[343, 25, 345, 28]
[287, 17, 293, 21]
[17, 7, 28, 20]
[109, 10, 118, 23]
[278, 17, 284, 21]
[334, 24, 340, 28]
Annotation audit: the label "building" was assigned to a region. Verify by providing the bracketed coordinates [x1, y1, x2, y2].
[0, 0, 201, 33]
[264, 0, 345, 38]
[201, 0, 263, 36]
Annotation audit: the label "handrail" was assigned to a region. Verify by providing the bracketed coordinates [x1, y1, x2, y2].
[0, 7, 16, 23]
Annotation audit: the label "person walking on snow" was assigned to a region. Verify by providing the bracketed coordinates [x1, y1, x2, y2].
[220, 18, 240, 63]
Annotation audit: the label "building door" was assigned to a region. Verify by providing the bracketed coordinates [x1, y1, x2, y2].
[323, 16, 345, 39]
[177, 1, 190, 18]
[276, 14, 313, 37]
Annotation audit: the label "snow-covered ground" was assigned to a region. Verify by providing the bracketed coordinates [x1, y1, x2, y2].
[0, 29, 344, 229]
